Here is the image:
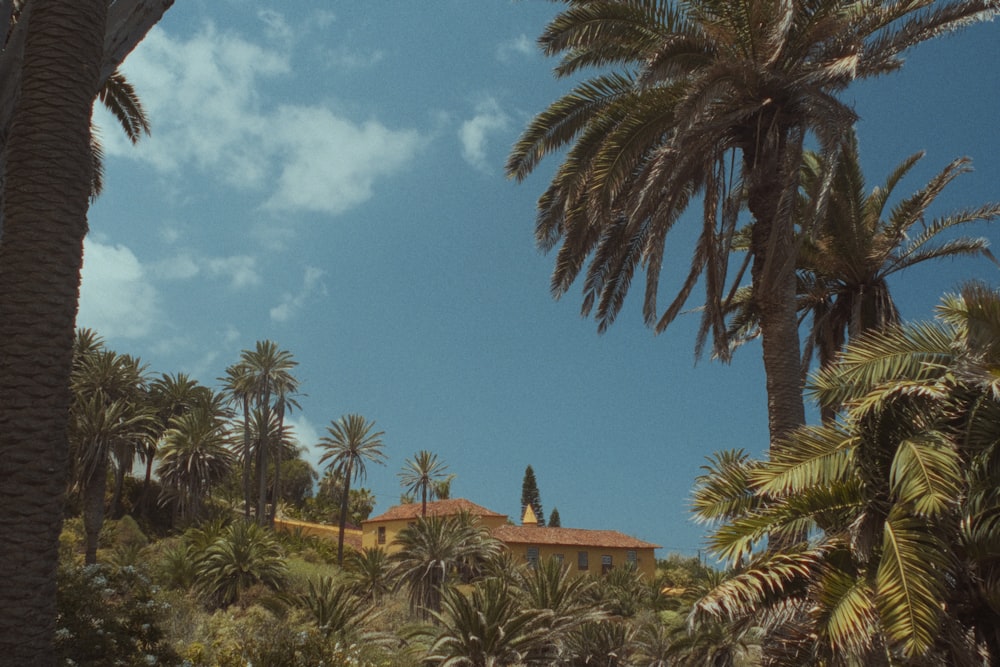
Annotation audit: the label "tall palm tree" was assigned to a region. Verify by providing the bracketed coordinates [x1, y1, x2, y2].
[317, 414, 387, 565]
[691, 283, 1000, 663]
[230, 341, 299, 525]
[158, 405, 235, 523]
[0, 1, 171, 658]
[399, 450, 448, 517]
[390, 513, 502, 619]
[726, 134, 1000, 393]
[221, 361, 255, 519]
[507, 0, 998, 449]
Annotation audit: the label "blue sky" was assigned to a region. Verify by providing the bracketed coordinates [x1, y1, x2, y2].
[80, 1, 1000, 557]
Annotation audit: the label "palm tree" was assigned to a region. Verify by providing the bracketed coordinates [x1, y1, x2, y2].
[345, 547, 393, 603]
[514, 556, 606, 661]
[228, 341, 299, 525]
[399, 450, 448, 517]
[144, 373, 214, 514]
[221, 361, 255, 518]
[691, 283, 1000, 663]
[507, 0, 998, 449]
[727, 134, 1000, 404]
[298, 576, 378, 641]
[390, 513, 502, 619]
[424, 577, 551, 667]
[157, 405, 235, 523]
[195, 520, 287, 608]
[69, 347, 152, 564]
[317, 414, 387, 565]
[0, 1, 171, 658]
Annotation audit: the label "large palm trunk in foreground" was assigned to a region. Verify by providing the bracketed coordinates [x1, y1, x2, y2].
[0, 1, 105, 661]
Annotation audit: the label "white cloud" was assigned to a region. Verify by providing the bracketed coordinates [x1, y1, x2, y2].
[257, 9, 293, 45]
[270, 266, 326, 322]
[497, 34, 534, 62]
[101, 22, 421, 217]
[286, 414, 322, 456]
[152, 253, 260, 289]
[264, 107, 423, 215]
[206, 255, 260, 289]
[458, 98, 510, 173]
[78, 238, 161, 339]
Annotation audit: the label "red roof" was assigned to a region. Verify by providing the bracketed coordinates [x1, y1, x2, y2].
[364, 498, 508, 523]
[492, 525, 660, 550]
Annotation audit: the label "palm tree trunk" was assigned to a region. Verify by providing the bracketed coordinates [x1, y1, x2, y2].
[241, 397, 252, 519]
[140, 450, 155, 518]
[0, 0, 106, 660]
[337, 460, 353, 566]
[257, 394, 270, 526]
[268, 402, 285, 526]
[745, 138, 807, 449]
[83, 462, 109, 565]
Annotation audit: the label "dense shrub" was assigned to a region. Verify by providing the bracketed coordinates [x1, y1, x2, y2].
[55, 562, 180, 666]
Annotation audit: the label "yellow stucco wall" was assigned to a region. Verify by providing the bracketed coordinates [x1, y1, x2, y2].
[362, 514, 508, 553]
[274, 518, 362, 546]
[505, 543, 657, 578]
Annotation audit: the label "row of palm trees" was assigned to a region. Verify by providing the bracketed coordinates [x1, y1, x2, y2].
[67, 332, 467, 572]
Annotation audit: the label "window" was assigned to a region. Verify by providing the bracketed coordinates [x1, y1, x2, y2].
[527, 547, 540, 568]
[601, 555, 613, 574]
[578, 551, 589, 571]
[553, 553, 564, 564]
[626, 550, 637, 568]
[377, 526, 386, 545]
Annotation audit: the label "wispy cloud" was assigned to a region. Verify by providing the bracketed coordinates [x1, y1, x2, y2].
[496, 34, 535, 62]
[458, 98, 510, 173]
[270, 266, 326, 322]
[152, 253, 261, 289]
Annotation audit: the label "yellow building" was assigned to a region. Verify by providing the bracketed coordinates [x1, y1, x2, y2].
[361, 498, 508, 552]
[361, 498, 660, 577]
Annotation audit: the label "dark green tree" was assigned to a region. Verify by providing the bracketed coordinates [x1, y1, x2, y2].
[548, 507, 561, 528]
[520, 465, 545, 526]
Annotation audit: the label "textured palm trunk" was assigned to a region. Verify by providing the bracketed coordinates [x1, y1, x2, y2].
[82, 457, 109, 565]
[257, 391, 271, 526]
[337, 459, 353, 566]
[745, 138, 807, 448]
[241, 397, 252, 519]
[0, 0, 106, 660]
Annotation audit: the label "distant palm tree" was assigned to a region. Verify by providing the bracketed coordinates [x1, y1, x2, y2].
[390, 513, 501, 618]
[158, 405, 235, 523]
[144, 372, 213, 514]
[399, 450, 448, 517]
[318, 414, 387, 565]
[69, 346, 152, 564]
[227, 341, 299, 525]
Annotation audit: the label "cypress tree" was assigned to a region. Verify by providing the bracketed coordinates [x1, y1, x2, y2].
[548, 507, 561, 528]
[520, 465, 545, 526]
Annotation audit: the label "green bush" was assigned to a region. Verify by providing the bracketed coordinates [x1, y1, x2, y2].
[56, 562, 180, 666]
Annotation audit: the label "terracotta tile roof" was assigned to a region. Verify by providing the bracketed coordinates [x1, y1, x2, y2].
[492, 525, 660, 550]
[364, 498, 508, 523]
